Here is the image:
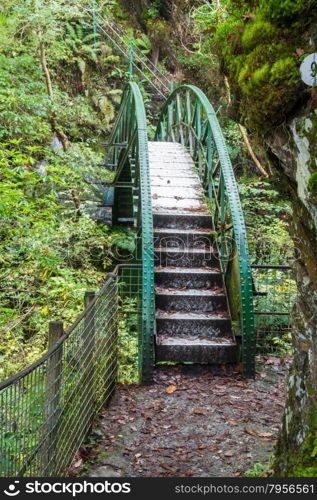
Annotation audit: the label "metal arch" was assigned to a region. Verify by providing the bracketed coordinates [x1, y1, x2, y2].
[155, 84, 255, 378]
[107, 82, 155, 383]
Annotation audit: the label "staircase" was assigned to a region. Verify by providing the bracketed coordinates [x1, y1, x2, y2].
[149, 142, 237, 364]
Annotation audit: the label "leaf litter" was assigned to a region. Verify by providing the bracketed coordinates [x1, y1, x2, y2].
[71, 358, 290, 478]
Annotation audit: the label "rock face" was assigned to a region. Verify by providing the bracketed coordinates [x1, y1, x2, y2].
[268, 107, 317, 476]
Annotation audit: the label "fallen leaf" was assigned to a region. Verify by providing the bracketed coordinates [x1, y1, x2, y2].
[258, 432, 273, 438]
[192, 408, 207, 416]
[135, 453, 142, 459]
[245, 428, 258, 437]
[224, 450, 235, 457]
[185, 469, 194, 476]
[166, 385, 177, 393]
[228, 419, 238, 426]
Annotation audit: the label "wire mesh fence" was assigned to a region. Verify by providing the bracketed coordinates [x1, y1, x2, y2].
[0, 265, 142, 478]
[251, 265, 297, 355]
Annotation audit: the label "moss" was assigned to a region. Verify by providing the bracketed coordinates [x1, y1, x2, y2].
[213, 1, 310, 132]
[243, 63, 270, 94]
[308, 172, 317, 200]
[259, 0, 308, 22]
[293, 466, 317, 477]
[242, 20, 278, 52]
[270, 57, 299, 85]
[274, 408, 317, 476]
[214, 19, 243, 61]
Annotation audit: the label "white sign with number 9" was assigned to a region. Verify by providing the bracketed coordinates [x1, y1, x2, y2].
[300, 53, 317, 86]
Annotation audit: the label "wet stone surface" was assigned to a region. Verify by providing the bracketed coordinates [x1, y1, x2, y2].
[74, 359, 289, 478]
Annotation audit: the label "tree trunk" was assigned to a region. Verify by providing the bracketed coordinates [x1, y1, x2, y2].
[40, 41, 69, 152]
[40, 42, 54, 99]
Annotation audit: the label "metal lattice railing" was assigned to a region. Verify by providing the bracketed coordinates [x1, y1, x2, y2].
[252, 264, 297, 355]
[0, 265, 142, 478]
[105, 82, 155, 383]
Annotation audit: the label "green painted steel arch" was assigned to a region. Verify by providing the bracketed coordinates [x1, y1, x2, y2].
[107, 82, 155, 383]
[155, 84, 255, 377]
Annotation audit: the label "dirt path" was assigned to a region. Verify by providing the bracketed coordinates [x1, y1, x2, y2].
[74, 358, 289, 478]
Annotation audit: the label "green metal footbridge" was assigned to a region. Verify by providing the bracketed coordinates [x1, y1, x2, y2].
[94, 11, 255, 382]
[106, 80, 255, 382]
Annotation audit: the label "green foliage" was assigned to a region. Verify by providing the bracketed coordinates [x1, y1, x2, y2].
[239, 180, 292, 264]
[117, 297, 139, 384]
[245, 459, 273, 477]
[134, 33, 152, 54]
[308, 172, 317, 200]
[0, 141, 116, 380]
[219, 118, 242, 160]
[242, 20, 278, 52]
[259, 0, 308, 22]
[0, 55, 51, 142]
[142, 1, 161, 21]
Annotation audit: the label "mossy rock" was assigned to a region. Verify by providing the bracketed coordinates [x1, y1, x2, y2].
[213, 3, 305, 132]
[242, 19, 278, 52]
[259, 0, 308, 22]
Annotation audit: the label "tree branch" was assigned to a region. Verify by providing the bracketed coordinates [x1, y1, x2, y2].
[223, 74, 269, 178]
[0, 305, 37, 336]
[40, 42, 53, 99]
[238, 124, 269, 178]
[40, 40, 69, 151]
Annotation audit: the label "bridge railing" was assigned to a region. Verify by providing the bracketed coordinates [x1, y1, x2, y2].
[0, 265, 142, 478]
[155, 85, 255, 377]
[104, 82, 155, 383]
[252, 264, 297, 355]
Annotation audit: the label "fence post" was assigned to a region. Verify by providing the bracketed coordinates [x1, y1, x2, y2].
[44, 320, 63, 476]
[84, 291, 96, 422]
[107, 273, 118, 402]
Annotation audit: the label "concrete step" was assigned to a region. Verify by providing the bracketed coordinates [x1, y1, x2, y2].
[154, 267, 223, 289]
[155, 288, 227, 312]
[154, 246, 219, 268]
[152, 196, 205, 211]
[156, 336, 237, 363]
[154, 228, 214, 248]
[153, 212, 213, 230]
[151, 186, 202, 199]
[151, 176, 201, 188]
[156, 311, 232, 337]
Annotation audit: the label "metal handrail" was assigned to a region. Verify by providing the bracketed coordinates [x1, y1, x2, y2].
[155, 84, 255, 377]
[108, 82, 155, 382]
[95, 13, 171, 98]
[97, 14, 171, 85]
